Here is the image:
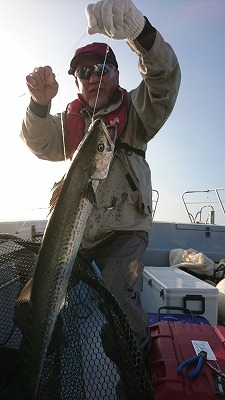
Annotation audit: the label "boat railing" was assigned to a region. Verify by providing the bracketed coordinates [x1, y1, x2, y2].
[31, 224, 45, 242]
[152, 189, 159, 220]
[182, 188, 225, 224]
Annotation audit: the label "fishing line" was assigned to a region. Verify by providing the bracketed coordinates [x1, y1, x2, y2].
[91, 45, 110, 122]
[19, 31, 108, 156]
[56, 31, 88, 162]
[56, 78, 67, 162]
[17, 31, 88, 222]
[19, 31, 87, 99]
[59, 40, 110, 157]
[56, 32, 87, 76]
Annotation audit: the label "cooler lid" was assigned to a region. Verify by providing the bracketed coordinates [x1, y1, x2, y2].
[143, 266, 218, 296]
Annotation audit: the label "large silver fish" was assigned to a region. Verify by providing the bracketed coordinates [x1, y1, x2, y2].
[23, 119, 116, 400]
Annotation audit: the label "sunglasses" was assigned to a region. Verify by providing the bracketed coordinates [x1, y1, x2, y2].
[75, 63, 115, 80]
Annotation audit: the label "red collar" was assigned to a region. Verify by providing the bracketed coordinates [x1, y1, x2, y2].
[65, 88, 128, 159]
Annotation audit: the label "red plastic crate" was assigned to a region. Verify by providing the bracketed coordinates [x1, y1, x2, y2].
[148, 322, 225, 399]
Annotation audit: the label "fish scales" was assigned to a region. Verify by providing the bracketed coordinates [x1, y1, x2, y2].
[23, 119, 115, 400]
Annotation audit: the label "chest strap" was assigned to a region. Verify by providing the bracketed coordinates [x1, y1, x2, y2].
[115, 139, 145, 158]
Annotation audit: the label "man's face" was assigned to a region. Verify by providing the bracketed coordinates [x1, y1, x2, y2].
[75, 55, 119, 111]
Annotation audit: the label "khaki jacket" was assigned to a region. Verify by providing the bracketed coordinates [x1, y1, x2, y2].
[20, 31, 181, 248]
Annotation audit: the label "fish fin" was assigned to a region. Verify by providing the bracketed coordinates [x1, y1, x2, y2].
[48, 175, 66, 215]
[85, 181, 97, 205]
[17, 277, 33, 303]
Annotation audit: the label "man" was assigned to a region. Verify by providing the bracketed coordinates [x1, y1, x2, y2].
[21, 0, 181, 367]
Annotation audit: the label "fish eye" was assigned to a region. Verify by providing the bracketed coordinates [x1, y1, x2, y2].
[98, 143, 105, 152]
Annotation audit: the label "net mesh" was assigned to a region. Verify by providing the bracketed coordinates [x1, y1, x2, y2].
[0, 233, 154, 400]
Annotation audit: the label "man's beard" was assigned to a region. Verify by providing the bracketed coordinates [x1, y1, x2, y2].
[88, 95, 107, 111]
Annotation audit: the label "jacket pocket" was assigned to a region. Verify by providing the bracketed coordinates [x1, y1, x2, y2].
[117, 151, 152, 216]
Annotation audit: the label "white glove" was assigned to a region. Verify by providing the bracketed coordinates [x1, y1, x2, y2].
[85, 0, 145, 41]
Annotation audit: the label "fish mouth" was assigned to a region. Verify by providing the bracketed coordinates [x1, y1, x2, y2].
[92, 118, 117, 148]
[88, 119, 116, 181]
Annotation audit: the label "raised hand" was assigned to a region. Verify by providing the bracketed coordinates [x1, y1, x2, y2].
[85, 0, 145, 41]
[26, 66, 58, 105]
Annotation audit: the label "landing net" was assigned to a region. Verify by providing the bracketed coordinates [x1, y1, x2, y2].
[0, 234, 154, 400]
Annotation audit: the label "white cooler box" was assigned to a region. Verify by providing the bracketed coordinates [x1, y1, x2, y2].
[141, 266, 219, 326]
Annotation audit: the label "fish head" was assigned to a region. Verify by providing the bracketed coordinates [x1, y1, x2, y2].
[88, 119, 116, 180]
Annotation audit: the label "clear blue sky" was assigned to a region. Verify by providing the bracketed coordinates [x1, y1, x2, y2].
[0, 0, 225, 223]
